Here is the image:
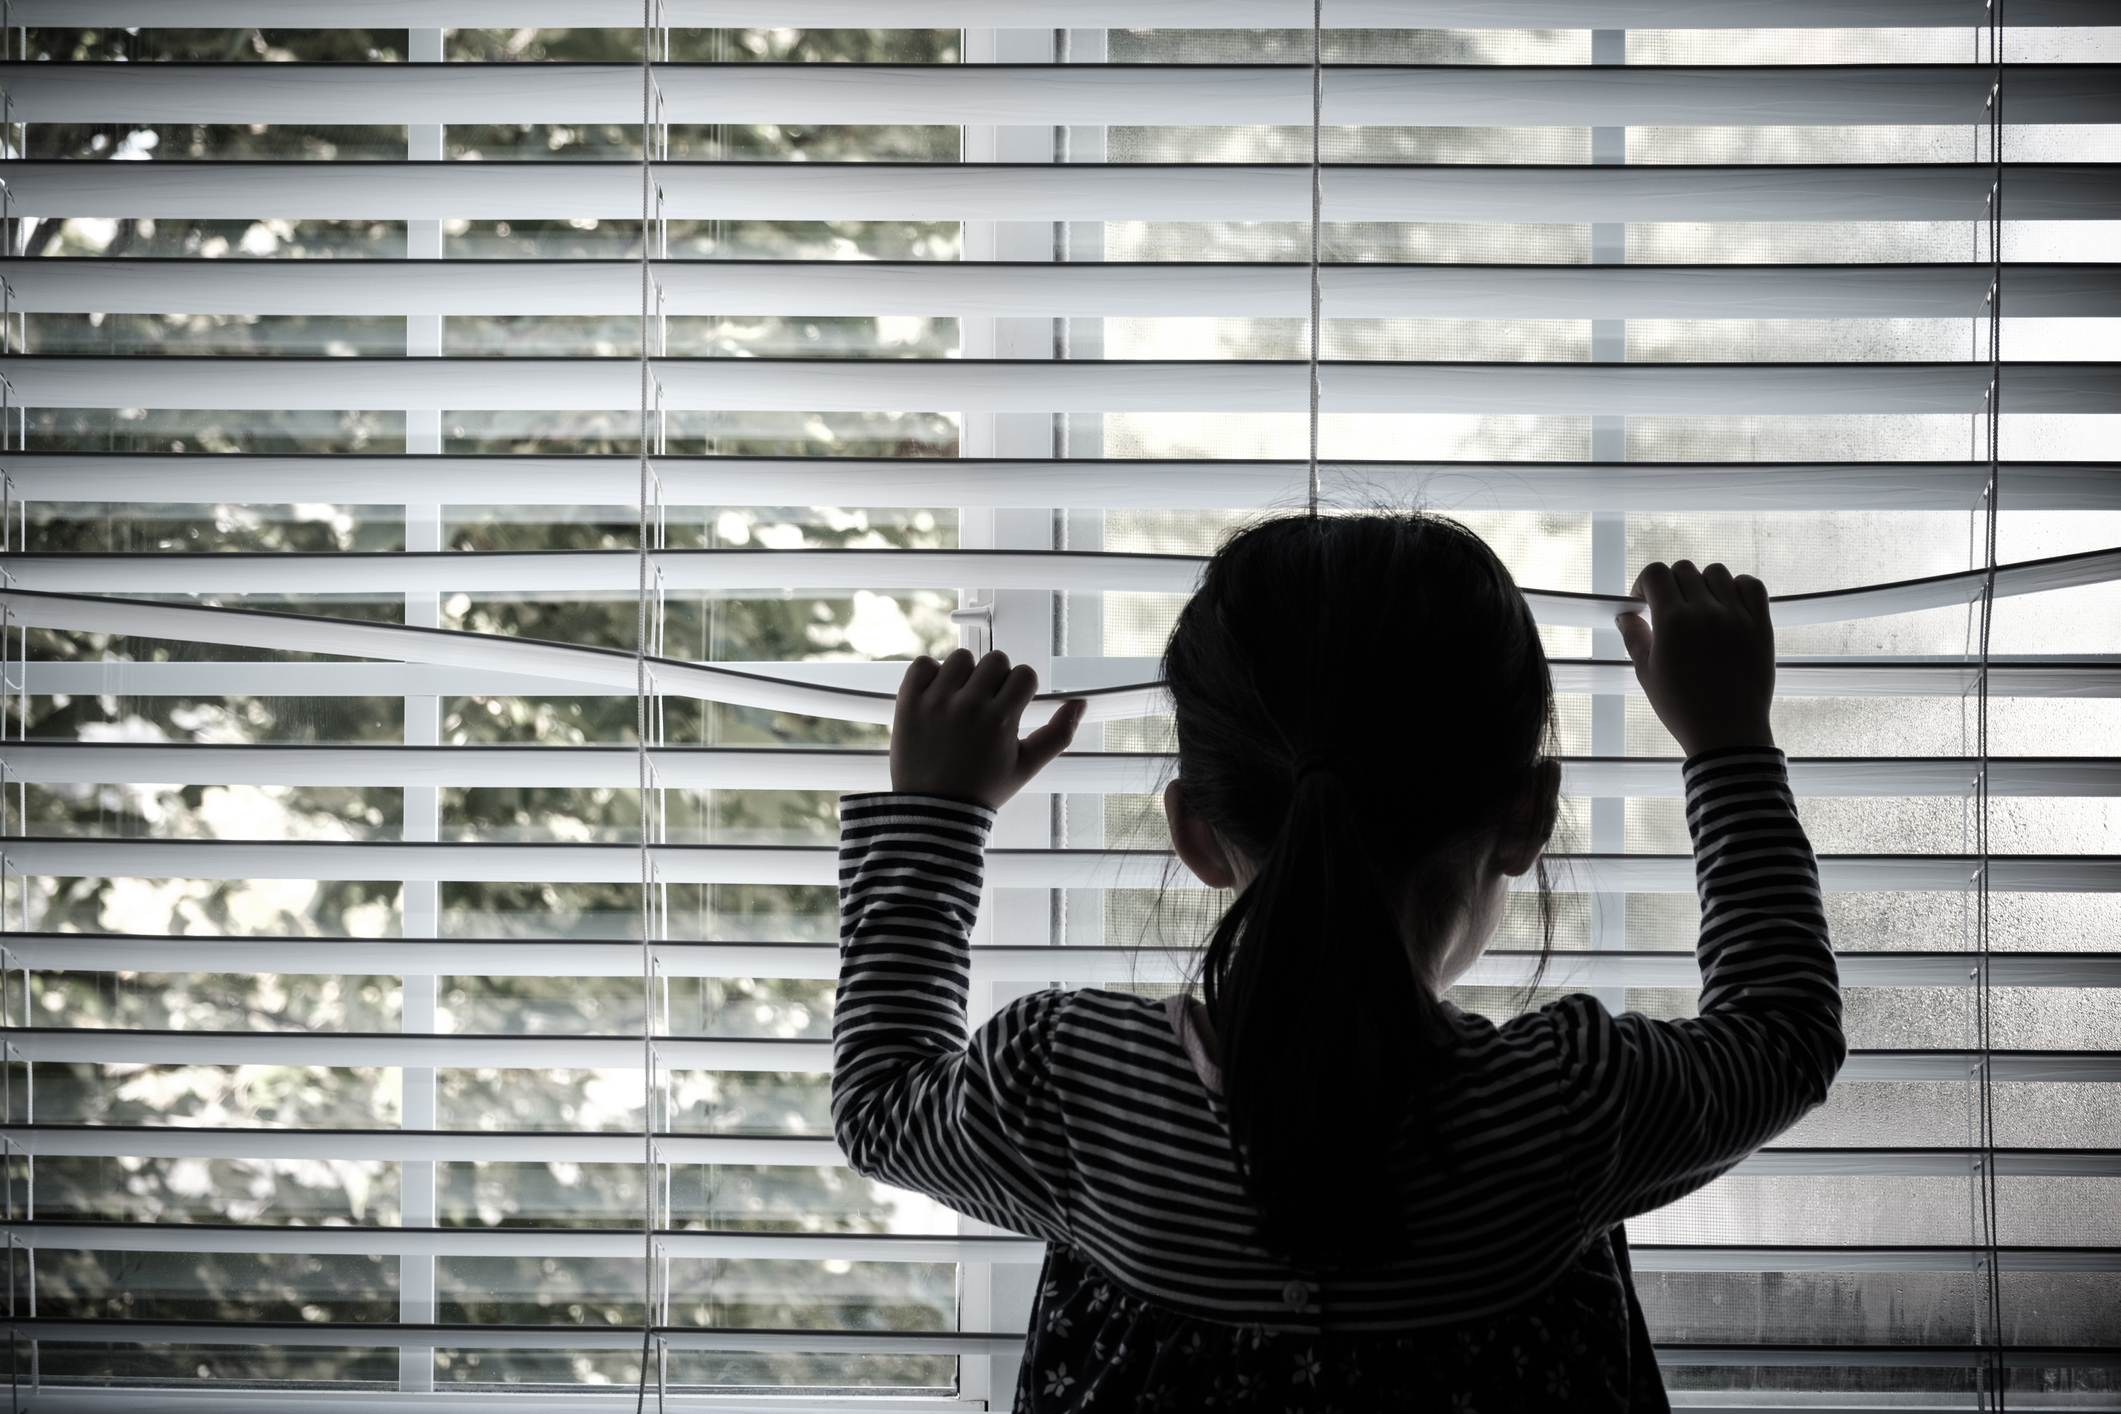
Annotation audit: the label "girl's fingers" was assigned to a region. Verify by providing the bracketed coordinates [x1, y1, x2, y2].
[897, 656, 940, 704]
[1018, 698, 1086, 777]
[930, 646, 978, 698]
[1670, 559, 1708, 603]
[994, 662, 1042, 719]
[1735, 572, 1772, 625]
[1615, 610, 1653, 666]
[1632, 561, 1680, 615]
[1701, 562, 1739, 604]
[965, 649, 1014, 698]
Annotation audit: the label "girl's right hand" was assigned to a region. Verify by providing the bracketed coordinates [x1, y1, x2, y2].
[1615, 560, 1776, 757]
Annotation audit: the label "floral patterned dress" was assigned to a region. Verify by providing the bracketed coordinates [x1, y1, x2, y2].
[1012, 1230, 1668, 1414]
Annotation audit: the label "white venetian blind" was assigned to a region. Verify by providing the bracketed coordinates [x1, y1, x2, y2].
[0, 3, 2115, 1411]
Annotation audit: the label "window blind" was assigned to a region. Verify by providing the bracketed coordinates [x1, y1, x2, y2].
[0, 3, 2116, 1411]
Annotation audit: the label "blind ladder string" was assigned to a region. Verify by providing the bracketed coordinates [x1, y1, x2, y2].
[1975, 0, 2006, 1405]
[636, 2, 659, 1409]
[1306, 0, 1323, 516]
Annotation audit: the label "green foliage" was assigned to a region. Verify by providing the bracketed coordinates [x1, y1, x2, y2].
[445, 27, 958, 65]
[21, 485, 961, 1385]
[20, 393, 957, 1396]
[28, 23, 953, 68]
[439, 218, 957, 262]
[30, 313, 406, 358]
[38, 1250, 400, 1384]
[444, 123, 955, 164]
[28, 122, 406, 163]
[18, 21, 978, 1391]
[34, 1155, 395, 1227]
[434, 1254, 953, 1388]
[33, 218, 403, 261]
[28, 406, 406, 454]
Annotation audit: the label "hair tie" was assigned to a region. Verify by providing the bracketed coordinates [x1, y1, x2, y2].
[1292, 752, 1345, 785]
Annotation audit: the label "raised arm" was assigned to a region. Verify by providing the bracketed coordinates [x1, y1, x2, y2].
[1553, 562, 1845, 1225]
[829, 650, 1086, 1233]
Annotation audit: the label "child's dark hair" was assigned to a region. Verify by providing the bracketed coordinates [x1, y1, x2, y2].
[1164, 512, 1557, 1268]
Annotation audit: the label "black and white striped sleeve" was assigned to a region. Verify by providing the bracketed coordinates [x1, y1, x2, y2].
[829, 791, 1074, 1240]
[1547, 746, 1846, 1229]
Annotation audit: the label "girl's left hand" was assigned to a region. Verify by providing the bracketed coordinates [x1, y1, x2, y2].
[889, 649, 1086, 808]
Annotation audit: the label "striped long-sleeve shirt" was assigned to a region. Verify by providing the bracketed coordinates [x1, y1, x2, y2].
[833, 749, 1843, 1398]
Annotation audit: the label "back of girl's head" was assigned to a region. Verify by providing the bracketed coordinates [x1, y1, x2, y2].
[1164, 511, 1554, 1268]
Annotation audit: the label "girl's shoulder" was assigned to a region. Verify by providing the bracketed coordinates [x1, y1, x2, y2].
[1445, 991, 1615, 1078]
[1052, 986, 1195, 1044]
[1040, 987, 1218, 1087]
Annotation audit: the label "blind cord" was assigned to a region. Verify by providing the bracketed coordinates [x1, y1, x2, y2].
[1306, 0, 1323, 516]
[636, 4, 657, 1409]
[1976, 2, 2006, 1406]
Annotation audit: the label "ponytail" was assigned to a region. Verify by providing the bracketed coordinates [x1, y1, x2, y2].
[1202, 767, 1466, 1266]
[1166, 513, 1554, 1269]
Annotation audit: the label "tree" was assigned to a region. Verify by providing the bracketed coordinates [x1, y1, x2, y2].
[20, 22, 965, 1392]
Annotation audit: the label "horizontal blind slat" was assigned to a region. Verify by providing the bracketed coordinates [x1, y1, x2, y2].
[0, 1026, 835, 1070]
[4, 837, 2118, 892]
[0, 1222, 2113, 1267]
[0, 587, 930, 725]
[9, 454, 2114, 512]
[12, 545, 2115, 626]
[0, 933, 2112, 987]
[5, 160, 2108, 222]
[0, 1222, 1046, 1263]
[0, 1125, 845, 1163]
[9, 548, 1219, 596]
[0, 1318, 2106, 1364]
[18, 592, 2120, 720]
[1730, 1150, 2121, 1178]
[1, 1125, 2110, 1171]
[10, 355, 2111, 414]
[15, 655, 2121, 708]
[0, 837, 1185, 886]
[8, 258, 2112, 319]
[5, 62, 2112, 127]
[14, 744, 2121, 798]
[1651, 1347, 2121, 1370]
[1841, 1052, 2121, 1082]
[0, 1318, 1030, 1355]
[12, 0, 2106, 29]
[1637, 1247, 2121, 1271]
[0, 1394, 961, 1414]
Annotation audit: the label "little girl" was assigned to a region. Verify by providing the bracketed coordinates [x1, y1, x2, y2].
[835, 514, 1843, 1412]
